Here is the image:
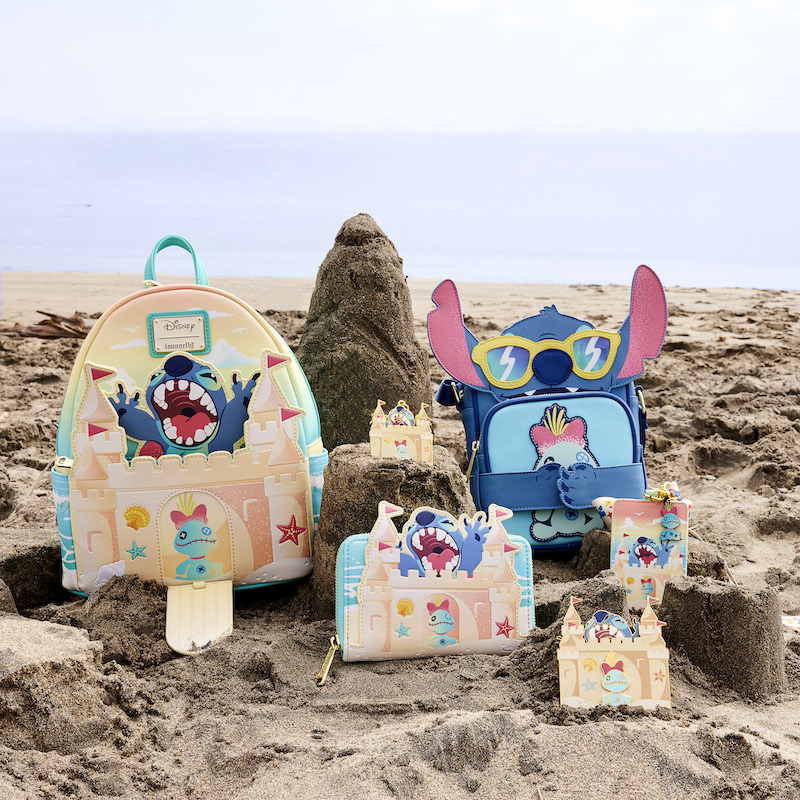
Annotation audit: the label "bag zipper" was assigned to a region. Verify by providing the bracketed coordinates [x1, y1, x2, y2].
[53, 456, 73, 474]
[465, 436, 481, 484]
[316, 535, 352, 685]
[315, 634, 342, 686]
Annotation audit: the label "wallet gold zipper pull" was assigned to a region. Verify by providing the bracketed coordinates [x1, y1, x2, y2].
[465, 437, 480, 484]
[315, 635, 341, 686]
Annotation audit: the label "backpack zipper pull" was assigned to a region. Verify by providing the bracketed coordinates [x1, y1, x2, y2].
[465, 437, 481, 483]
[315, 635, 341, 686]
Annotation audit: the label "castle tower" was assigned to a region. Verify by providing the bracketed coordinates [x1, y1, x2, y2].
[372, 399, 387, 427]
[413, 403, 433, 463]
[240, 351, 311, 568]
[369, 400, 387, 458]
[363, 502, 403, 584]
[71, 365, 127, 572]
[248, 352, 295, 460]
[414, 403, 431, 427]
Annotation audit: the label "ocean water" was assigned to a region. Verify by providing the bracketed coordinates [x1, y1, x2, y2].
[1, 132, 798, 288]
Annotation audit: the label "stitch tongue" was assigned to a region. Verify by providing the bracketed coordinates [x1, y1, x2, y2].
[157, 383, 218, 444]
[634, 542, 658, 566]
[171, 410, 214, 439]
[416, 530, 458, 573]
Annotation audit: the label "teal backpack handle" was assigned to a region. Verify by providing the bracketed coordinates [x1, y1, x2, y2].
[144, 235, 210, 286]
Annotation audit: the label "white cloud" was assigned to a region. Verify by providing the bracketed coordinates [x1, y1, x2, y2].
[110, 338, 148, 350]
[187, 307, 232, 319]
[205, 338, 259, 370]
[101, 367, 138, 395]
[620, 517, 642, 530]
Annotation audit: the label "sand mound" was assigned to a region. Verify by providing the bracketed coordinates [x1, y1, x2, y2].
[2, 282, 800, 796]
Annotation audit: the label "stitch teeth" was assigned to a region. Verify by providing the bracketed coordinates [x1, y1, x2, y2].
[204, 423, 215, 435]
[189, 382, 203, 400]
[185, 437, 194, 446]
[178, 380, 189, 391]
[154, 384, 167, 405]
[193, 429, 207, 443]
[167, 380, 175, 391]
[175, 436, 183, 444]
[200, 394, 217, 416]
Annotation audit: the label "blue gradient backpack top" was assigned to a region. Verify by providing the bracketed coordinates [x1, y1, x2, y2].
[427, 266, 667, 552]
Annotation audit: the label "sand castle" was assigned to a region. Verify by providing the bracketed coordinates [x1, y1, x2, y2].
[62, 350, 313, 594]
[369, 400, 433, 463]
[557, 596, 671, 709]
[341, 503, 534, 660]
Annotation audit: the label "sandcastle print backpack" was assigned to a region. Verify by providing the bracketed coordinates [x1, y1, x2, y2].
[52, 236, 327, 652]
[427, 266, 667, 553]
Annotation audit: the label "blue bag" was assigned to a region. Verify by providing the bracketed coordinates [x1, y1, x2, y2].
[427, 266, 667, 553]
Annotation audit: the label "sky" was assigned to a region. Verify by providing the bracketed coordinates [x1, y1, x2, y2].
[1, 0, 799, 133]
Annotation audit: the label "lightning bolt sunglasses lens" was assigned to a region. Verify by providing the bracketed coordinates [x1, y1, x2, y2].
[572, 335, 611, 373]
[483, 344, 530, 384]
[569, 331, 620, 378]
[471, 331, 621, 387]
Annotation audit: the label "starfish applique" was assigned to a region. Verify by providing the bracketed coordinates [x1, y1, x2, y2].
[495, 616, 515, 638]
[653, 670, 666, 682]
[125, 541, 147, 560]
[582, 678, 597, 692]
[277, 515, 307, 546]
[395, 624, 410, 638]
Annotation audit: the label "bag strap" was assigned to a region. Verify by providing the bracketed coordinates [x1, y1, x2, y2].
[143, 235, 210, 286]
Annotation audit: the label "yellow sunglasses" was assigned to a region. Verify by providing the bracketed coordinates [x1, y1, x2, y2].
[470, 330, 622, 389]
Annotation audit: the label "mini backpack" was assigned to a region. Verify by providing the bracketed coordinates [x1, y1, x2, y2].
[427, 265, 667, 553]
[52, 236, 327, 651]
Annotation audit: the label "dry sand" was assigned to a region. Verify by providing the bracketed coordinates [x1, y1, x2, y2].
[2, 271, 800, 799]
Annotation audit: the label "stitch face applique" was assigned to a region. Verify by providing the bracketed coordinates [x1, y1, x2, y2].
[109, 352, 260, 457]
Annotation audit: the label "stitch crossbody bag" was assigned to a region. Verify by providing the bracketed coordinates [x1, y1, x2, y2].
[428, 266, 667, 554]
[316, 501, 534, 683]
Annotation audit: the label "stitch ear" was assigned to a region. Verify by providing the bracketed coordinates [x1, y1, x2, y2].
[617, 265, 668, 380]
[427, 280, 486, 388]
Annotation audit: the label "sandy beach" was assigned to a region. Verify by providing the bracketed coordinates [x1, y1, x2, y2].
[2, 266, 800, 799]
